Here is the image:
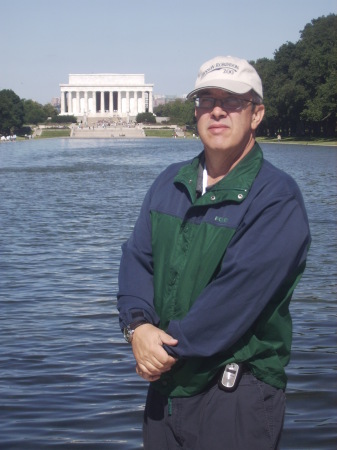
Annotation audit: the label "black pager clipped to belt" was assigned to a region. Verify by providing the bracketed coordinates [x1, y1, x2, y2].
[218, 363, 242, 392]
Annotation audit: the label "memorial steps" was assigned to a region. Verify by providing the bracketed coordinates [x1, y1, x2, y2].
[71, 125, 145, 139]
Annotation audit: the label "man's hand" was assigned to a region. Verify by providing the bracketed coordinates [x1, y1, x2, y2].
[132, 323, 178, 381]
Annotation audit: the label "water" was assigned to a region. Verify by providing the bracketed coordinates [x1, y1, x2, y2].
[0, 138, 336, 449]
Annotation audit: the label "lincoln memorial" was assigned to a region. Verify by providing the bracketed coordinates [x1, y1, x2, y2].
[60, 74, 154, 120]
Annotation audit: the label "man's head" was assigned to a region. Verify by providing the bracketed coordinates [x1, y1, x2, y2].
[188, 56, 265, 165]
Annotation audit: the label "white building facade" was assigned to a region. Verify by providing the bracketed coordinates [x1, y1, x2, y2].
[60, 74, 153, 120]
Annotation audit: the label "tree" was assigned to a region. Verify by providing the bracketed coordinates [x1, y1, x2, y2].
[23, 99, 47, 125]
[154, 99, 195, 127]
[22, 100, 59, 125]
[0, 89, 24, 134]
[136, 112, 156, 124]
[295, 15, 337, 136]
[43, 103, 59, 119]
[252, 58, 279, 136]
[253, 14, 336, 137]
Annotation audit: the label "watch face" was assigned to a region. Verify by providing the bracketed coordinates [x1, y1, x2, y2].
[123, 327, 133, 343]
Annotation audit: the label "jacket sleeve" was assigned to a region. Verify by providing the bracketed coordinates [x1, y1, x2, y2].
[117, 186, 160, 329]
[165, 188, 311, 358]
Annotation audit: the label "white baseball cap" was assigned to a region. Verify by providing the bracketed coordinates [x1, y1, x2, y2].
[187, 56, 263, 100]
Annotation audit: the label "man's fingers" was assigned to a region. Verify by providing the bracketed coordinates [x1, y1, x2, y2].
[158, 331, 179, 347]
[136, 363, 161, 381]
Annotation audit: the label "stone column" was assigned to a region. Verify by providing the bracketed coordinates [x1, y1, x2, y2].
[126, 91, 130, 114]
[60, 91, 65, 114]
[68, 91, 73, 114]
[100, 91, 104, 113]
[148, 91, 153, 113]
[84, 91, 88, 114]
[142, 91, 146, 113]
[76, 91, 80, 114]
[93, 91, 96, 114]
[118, 91, 122, 115]
[133, 91, 137, 115]
[109, 91, 113, 115]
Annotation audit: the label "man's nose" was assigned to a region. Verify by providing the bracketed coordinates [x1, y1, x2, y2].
[211, 100, 228, 117]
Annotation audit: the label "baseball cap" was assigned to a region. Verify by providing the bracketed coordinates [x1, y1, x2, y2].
[187, 56, 263, 100]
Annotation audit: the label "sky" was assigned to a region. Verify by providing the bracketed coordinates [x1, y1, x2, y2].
[0, 0, 336, 104]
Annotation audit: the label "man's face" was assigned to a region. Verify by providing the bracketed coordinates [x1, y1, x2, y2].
[195, 89, 265, 157]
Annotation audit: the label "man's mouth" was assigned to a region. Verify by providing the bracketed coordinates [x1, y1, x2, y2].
[208, 123, 229, 132]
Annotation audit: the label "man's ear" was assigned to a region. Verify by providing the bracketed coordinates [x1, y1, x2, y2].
[251, 104, 265, 130]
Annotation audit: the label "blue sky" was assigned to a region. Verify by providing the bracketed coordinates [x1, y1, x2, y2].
[1, 0, 336, 104]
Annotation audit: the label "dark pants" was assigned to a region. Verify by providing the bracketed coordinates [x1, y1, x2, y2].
[143, 373, 285, 450]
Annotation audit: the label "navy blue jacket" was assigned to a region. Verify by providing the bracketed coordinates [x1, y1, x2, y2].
[118, 144, 311, 396]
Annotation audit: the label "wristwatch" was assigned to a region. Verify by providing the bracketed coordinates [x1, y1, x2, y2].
[123, 320, 148, 343]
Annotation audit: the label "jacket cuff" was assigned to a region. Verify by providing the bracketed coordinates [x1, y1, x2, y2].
[118, 307, 159, 330]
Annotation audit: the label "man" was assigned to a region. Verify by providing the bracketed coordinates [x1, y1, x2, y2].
[117, 56, 311, 449]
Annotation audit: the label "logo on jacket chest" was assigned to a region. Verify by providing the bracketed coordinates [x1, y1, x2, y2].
[214, 216, 229, 223]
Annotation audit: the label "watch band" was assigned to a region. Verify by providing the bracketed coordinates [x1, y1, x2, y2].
[130, 319, 148, 330]
[123, 320, 148, 343]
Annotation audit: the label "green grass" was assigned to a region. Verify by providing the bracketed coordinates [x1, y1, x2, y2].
[39, 129, 71, 138]
[144, 129, 198, 139]
[144, 129, 176, 138]
[257, 136, 337, 146]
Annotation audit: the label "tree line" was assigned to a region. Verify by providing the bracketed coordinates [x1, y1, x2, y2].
[0, 90, 76, 136]
[155, 14, 336, 138]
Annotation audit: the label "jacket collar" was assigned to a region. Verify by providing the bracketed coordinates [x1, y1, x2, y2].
[174, 142, 264, 204]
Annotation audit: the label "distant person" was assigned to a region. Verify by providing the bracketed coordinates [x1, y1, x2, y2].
[277, 134, 282, 141]
[118, 55, 311, 449]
